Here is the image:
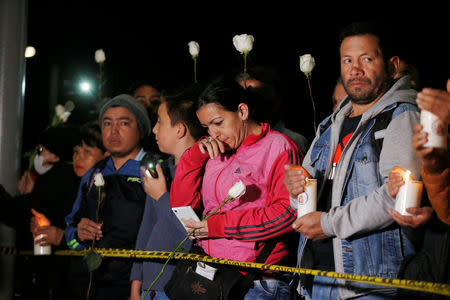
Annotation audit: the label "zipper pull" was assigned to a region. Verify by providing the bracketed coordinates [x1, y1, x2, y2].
[329, 162, 337, 180]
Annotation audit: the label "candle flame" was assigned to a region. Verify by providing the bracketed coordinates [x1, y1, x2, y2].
[403, 170, 411, 181]
[31, 208, 50, 227]
[290, 165, 310, 178]
[392, 166, 414, 181]
[403, 170, 413, 181]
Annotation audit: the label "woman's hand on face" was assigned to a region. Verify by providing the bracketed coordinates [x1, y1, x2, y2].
[198, 137, 225, 159]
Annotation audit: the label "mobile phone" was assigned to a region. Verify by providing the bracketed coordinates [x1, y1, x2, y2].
[171, 206, 201, 233]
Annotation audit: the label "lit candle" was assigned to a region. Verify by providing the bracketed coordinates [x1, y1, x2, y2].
[297, 178, 317, 218]
[32, 209, 51, 255]
[394, 170, 423, 216]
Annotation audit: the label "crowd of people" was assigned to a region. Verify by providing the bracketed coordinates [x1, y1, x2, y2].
[0, 20, 448, 300]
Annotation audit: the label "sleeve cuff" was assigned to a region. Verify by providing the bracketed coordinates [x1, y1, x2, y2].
[422, 166, 449, 186]
[130, 262, 143, 282]
[320, 212, 335, 237]
[184, 139, 210, 162]
[206, 214, 225, 237]
[153, 193, 171, 213]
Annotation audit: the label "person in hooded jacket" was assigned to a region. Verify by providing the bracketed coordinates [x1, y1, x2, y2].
[284, 21, 421, 300]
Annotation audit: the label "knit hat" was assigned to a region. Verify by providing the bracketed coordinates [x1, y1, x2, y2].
[38, 126, 81, 162]
[98, 94, 151, 136]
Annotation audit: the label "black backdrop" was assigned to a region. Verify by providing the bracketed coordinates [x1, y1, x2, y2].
[22, 2, 450, 154]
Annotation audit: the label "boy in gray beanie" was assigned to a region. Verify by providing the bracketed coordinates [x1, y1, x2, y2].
[99, 94, 151, 137]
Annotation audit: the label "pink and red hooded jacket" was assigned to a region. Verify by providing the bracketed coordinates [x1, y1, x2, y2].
[170, 123, 302, 265]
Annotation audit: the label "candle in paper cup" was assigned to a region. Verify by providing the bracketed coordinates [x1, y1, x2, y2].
[34, 234, 51, 255]
[297, 178, 317, 218]
[420, 110, 448, 149]
[394, 170, 423, 216]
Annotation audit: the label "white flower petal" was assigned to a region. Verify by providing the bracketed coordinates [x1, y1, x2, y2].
[227, 180, 246, 199]
[95, 49, 106, 63]
[55, 104, 65, 117]
[188, 41, 200, 57]
[60, 111, 71, 122]
[233, 34, 254, 53]
[299, 54, 315, 73]
[94, 173, 105, 187]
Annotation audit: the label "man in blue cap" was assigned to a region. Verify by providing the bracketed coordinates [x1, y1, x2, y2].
[65, 94, 151, 300]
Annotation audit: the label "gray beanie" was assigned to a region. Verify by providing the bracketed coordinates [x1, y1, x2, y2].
[98, 94, 151, 136]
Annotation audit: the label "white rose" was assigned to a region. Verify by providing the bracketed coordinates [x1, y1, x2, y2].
[64, 101, 75, 112]
[55, 104, 65, 118]
[232, 34, 254, 54]
[227, 180, 246, 199]
[299, 54, 315, 74]
[94, 173, 105, 187]
[95, 49, 106, 64]
[60, 111, 71, 123]
[188, 41, 200, 57]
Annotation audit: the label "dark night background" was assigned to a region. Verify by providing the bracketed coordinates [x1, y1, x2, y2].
[22, 2, 450, 159]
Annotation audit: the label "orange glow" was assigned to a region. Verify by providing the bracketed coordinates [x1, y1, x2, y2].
[391, 166, 414, 181]
[290, 165, 311, 178]
[31, 208, 50, 227]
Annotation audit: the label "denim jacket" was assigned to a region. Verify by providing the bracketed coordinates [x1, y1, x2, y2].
[293, 76, 421, 299]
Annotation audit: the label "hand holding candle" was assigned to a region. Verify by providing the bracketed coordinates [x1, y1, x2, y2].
[420, 110, 448, 149]
[31, 208, 52, 255]
[389, 168, 423, 216]
[296, 178, 318, 218]
[283, 164, 310, 198]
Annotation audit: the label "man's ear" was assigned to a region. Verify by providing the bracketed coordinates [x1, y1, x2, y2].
[389, 56, 400, 78]
[237, 103, 250, 121]
[176, 123, 187, 139]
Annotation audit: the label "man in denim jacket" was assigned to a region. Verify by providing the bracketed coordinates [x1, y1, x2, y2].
[284, 22, 421, 299]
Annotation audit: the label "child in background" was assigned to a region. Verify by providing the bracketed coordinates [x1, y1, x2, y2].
[129, 85, 205, 300]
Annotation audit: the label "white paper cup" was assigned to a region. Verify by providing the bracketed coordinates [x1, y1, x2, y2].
[297, 179, 317, 218]
[395, 180, 423, 216]
[34, 234, 51, 255]
[420, 110, 448, 149]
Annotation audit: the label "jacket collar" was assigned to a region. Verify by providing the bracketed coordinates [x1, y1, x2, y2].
[241, 123, 270, 147]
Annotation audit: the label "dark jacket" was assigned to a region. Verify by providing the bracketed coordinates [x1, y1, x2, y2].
[130, 156, 193, 291]
[399, 216, 450, 300]
[0, 162, 79, 300]
[1, 162, 79, 249]
[70, 156, 147, 286]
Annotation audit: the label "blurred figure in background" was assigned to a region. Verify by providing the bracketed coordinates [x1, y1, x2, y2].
[1, 125, 81, 300]
[332, 77, 347, 112]
[235, 66, 309, 155]
[130, 80, 163, 155]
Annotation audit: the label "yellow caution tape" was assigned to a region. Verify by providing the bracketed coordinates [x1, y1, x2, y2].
[2, 246, 449, 296]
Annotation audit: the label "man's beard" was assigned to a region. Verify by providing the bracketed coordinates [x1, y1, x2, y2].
[108, 146, 139, 159]
[345, 77, 392, 105]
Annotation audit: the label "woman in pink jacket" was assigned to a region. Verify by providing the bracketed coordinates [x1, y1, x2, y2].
[169, 77, 303, 300]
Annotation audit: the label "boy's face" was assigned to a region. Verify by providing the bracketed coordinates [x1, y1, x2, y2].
[152, 102, 178, 154]
[101, 106, 141, 158]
